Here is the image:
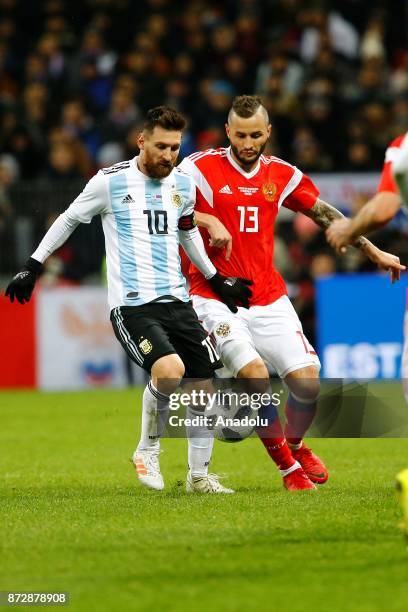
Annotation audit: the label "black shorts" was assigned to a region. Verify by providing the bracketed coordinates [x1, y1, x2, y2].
[110, 301, 222, 377]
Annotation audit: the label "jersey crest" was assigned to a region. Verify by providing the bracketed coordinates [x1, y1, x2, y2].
[171, 191, 183, 208]
[262, 183, 277, 202]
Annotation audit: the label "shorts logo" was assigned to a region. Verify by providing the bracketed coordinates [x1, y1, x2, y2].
[171, 192, 182, 208]
[262, 183, 277, 202]
[215, 323, 231, 338]
[139, 338, 153, 354]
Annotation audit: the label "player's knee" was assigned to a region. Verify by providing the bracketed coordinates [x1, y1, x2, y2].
[238, 359, 269, 379]
[287, 376, 320, 403]
[237, 359, 269, 393]
[151, 354, 185, 391]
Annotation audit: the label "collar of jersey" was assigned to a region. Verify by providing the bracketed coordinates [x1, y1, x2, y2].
[226, 147, 261, 179]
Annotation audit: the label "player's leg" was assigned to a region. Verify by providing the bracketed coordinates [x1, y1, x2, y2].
[183, 378, 234, 494]
[191, 295, 258, 482]
[251, 296, 327, 484]
[141, 353, 185, 448]
[133, 354, 185, 490]
[192, 296, 314, 490]
[111, 306, 183, 490]
[167, 301, 234, 493]
[237, 359, 315, 490]
[283, 366, 328, 484]
[237, 358, 292, 467]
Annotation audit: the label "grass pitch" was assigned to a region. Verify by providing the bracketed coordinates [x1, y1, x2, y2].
[1, 387, 408, 612]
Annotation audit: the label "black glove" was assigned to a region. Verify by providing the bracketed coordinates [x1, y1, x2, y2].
[208, 272, 253, 313]
[5, 258, 43, 304]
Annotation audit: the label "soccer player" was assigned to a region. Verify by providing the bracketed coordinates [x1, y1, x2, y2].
[326, 133, 407, 251]
[327, 133, 408, 521]
[5, 106, 253, 494]
[394, 133, 408, 204]
[327, 131, 408, 397]
[179, 95, 404, 490]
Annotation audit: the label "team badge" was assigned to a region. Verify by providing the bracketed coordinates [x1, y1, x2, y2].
[171, 192, 182, 208]
[215, 323, 231, 338]
[139, 338, 153, 354]
[262, 183, 277, 202]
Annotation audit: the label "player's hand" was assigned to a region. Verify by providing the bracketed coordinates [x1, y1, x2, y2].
[371, 249, 406, 283]
[207, 218, 233, 260]
[208, 273, 253, 312]
[5, 258, 43, 304]
[326, 218, 352, 253]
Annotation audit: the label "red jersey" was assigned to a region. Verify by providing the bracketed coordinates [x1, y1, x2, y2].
[179, 147, 319, 306]
[377, 134, 405, 194]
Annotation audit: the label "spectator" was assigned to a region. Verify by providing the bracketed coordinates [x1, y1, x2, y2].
[22, 83, 49, 153]
[3, 126, 43, 179]
[0, 153, 17, 273]
[47, 127, 93, 178]
[292, 126, 333, 172]
[343, 142, 376, 171]
[96, 142, 125, 169]
[61, 98, 100, 159]
[298, 5, 359, 63]
[46, 143, 84, 181]
[100, 87, 140, 143]
[256, 48, 304, 97]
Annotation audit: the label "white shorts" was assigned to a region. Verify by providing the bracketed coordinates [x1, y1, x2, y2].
[192, 294, 321, 379]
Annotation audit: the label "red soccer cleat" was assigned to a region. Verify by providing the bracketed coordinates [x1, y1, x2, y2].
[283, 467, 316, 491]
[290, 444, 329, 484]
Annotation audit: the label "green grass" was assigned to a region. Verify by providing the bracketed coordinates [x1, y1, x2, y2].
[1, 388, 408, 612]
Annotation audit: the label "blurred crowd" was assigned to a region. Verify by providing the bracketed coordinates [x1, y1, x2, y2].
[0, 0, 407, 340]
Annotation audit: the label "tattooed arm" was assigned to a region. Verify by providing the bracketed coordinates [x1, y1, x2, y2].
[303, 198, 405, 282]
[303, 198, 349, 231]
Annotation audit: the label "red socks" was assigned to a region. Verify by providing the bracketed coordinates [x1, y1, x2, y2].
[257, 434, 296, 470]
[284, 393, 317, 446]
[255, 401, 295, 471]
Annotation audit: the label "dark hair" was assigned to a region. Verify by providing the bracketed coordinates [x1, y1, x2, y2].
[143, 106, 186, 133]
[228, 95, 269, 123]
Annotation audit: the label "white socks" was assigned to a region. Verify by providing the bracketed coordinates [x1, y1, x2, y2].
[137, 381, 170, 451]
[137, 384, 215, 477]
[186, 406, 214, 477]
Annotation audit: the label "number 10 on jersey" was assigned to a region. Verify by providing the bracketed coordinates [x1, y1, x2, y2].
[237, 206, 259, 232]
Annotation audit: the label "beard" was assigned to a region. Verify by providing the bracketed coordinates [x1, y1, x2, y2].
[144, 157, 174, 179]
[230, 140, 268, 169]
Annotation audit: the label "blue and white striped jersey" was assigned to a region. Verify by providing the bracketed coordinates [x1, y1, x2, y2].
[32, 157, 212, 309]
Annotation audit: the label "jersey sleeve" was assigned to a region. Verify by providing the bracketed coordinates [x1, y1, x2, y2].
[281, 172, 319, 212]
[377, 140, 404, 193]
[393, 133, 408, 204]
[66, 170, 109, 222]
[179, 174, 196, 217]
[377, 162, 398, 193]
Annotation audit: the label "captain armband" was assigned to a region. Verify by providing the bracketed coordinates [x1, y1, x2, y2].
[178, 213, 196, 231]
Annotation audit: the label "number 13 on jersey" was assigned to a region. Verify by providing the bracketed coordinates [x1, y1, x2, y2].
[237, 206, 259, 232]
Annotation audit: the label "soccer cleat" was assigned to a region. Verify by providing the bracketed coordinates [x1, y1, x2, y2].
[132, 448, 164, 491]
[290, 443, 329, 484]
[186, 472, 235, 494]
[395, 468, 408, 543]
[283, 467, 316, 491]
